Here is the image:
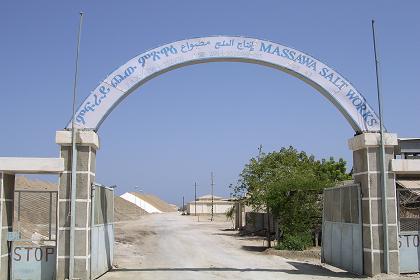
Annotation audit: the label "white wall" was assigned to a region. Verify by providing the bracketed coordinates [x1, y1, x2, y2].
[187, 201, 233, 215]
[120, 193, 162, 213]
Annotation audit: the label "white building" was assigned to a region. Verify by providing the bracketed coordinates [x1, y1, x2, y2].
[187, 194, 234, 215]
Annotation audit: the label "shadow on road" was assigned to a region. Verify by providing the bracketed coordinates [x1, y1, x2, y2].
[108, 262, 363, 278]
[241, 245, 267, 252]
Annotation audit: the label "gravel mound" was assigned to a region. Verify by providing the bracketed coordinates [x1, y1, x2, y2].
[129, 192, 177, 212]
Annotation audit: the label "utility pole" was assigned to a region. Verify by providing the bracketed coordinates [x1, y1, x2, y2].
[69, 12, 84, 280]
[194, 182, 197, 216]
[211, 172, 214, 221]
[182, 196, 185, 214]
[372, 20, 389, 274]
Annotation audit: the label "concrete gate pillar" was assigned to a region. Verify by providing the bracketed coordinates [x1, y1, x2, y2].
[349, 132, 399, 276]
[56, 130, 99, 280]
[0, 173, 15, 280]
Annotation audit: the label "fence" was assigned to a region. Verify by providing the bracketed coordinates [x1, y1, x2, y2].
[322, 183, 363, 275]
[11, 190, 58, 280]
[90, 183, 114, 279]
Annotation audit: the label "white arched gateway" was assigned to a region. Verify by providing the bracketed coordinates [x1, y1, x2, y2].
[51, 36, 400, 279]
[0, 36, 404, 280]
[67, 36, 380, 133]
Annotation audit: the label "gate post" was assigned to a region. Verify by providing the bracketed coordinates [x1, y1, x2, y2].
[349, 132, 399, 275]
[56, 130, 99, 280]
[0, 173, 15, 280]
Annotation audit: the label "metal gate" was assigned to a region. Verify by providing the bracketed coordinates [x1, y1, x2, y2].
[321, 183, 363, 275]
[9, 190, 57, 280]
[90, 183, 114, 279]
[397, 185, 420, 273]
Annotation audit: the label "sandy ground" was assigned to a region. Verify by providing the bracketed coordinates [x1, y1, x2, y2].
[99, 212, 373, 280]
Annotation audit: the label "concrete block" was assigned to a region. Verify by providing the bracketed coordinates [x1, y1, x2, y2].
[60, 145, 92, 172]
[59, 173, 71, 200]
[362, 200, 371, 224]
[57, 258, 69, 279]
[75, 201, 88, 228]
[363, 251, 373, 276]
[74, 258, 89, 279]
[369, 199, 397, 225]
[354, 173, 369, 197]
[58, 229, 70, 257]
[372, 225, 383, 250]
[372, 251, 384, 275]
[58, 201, 89, 230]
[353, 148, 367, 173]
[348, 133, 398, 151]
[1, 228, 9, 255]
[58, 201, 70, 227]
[368, 173, 380, 198]
[56, 130, 100, 150]
[387, 201, 398, 225]
[362, 225, 372, 249]
[75, 230, 88, 256]
[90, 149, 96, 173]
[57, 228, 88, 257]
[76, 173, 89, 199]
[77, 146, 90, 172]
[368, 147, 394, 172]
[368, 173, 396, 198]
[371, 225, 398, 252]
[388, 225, 399, 251]
[60, 146, 72, 170]
[2, 201, 13, 227]
[2, 174, 14, 199]
[0, 255, 8, 280]
[370, 200, 382, 224]
[389, 251, 400, 274]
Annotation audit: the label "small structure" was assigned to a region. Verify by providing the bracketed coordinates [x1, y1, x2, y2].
[186, 194, 234, 215]
[393, 138, 420, 273]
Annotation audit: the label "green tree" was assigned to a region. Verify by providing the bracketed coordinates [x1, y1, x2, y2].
[231, 146, 351, 250]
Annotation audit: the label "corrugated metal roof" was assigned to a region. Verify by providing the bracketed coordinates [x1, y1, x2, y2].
[397, 180, 420, 189]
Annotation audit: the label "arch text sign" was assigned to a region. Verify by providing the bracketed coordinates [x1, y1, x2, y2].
[67, 36, 380, 132]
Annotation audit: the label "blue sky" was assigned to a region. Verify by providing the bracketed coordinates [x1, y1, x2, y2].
[1, 1, 419, 205]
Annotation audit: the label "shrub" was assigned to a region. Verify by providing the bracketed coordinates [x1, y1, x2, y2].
[276, 231, 312, 251]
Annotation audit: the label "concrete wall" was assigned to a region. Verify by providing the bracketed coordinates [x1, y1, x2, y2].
[187, 201, 233, 215]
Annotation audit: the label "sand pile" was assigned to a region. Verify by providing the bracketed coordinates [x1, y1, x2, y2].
[13, 176, 146, 226]
[114, 196, 147, 221]
[15, 176, 58, 191]
[129, 192, 177, 212]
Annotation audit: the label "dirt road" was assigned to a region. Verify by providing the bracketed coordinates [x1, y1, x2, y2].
[100, 212, 358, 280]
